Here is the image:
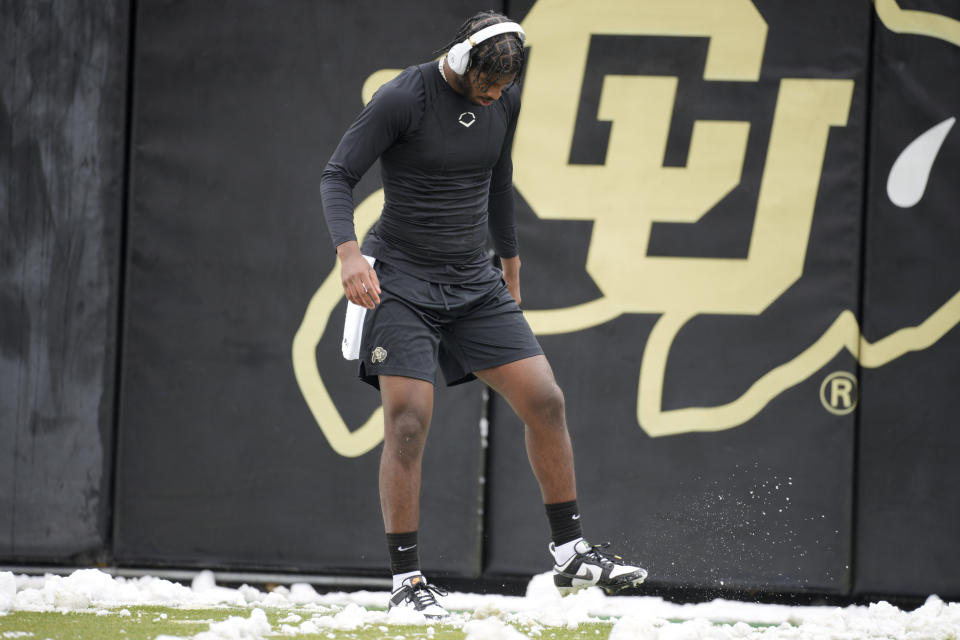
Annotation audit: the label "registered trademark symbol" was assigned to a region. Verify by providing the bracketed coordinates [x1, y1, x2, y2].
[820, 371, 858, 415]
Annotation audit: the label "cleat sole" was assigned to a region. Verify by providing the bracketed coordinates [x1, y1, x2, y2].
[600, 570, 649, 594]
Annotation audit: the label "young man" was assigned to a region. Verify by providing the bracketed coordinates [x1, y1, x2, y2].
[320, 10, 647, 618]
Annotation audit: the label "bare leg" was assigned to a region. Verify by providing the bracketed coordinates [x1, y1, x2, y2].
[476, 355, 576, 504]
[378, 375, 435, 533]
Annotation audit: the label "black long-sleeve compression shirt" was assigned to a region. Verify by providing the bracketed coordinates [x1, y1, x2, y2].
[320, 61, 520, 283]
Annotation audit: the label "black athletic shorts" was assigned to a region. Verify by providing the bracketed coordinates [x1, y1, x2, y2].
[358, 260, 544, 388]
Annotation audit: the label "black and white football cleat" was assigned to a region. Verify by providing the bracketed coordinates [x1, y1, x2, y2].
[387, 575, 448, 619]
[551, 540, 648, 595]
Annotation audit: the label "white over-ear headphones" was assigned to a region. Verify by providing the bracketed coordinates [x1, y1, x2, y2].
[445, 21, 526, 76]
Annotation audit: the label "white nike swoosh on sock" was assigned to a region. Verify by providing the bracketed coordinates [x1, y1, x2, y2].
[397, 545, 417, 552]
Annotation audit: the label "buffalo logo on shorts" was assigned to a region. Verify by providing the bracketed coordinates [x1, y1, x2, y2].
[371, 346, 388, 364]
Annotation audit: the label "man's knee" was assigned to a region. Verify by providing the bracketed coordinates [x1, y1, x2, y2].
[528, 381, 566, 427]
[384, 404, 431, 457]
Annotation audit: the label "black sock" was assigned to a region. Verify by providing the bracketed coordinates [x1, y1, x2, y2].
[386, 531, 420, 575]
[545, 500, 583, 546]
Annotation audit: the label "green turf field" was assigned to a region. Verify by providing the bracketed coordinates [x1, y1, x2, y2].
[0, 605, 616, 639]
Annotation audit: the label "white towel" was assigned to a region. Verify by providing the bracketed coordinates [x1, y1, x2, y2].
[341, 255, 376, 360]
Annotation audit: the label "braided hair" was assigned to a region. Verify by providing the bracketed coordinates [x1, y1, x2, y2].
[435, 10, 526, 90]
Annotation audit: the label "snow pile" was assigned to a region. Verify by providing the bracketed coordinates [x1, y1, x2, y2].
[0, 572, 16, 612]
[195, 608, 271, 640]
[2, 568, 959, 639]
[463, 616, 530, 639]
[0, 569, 253, 611]
[156, 608, 270, 640]
[608, 595, 960, 640]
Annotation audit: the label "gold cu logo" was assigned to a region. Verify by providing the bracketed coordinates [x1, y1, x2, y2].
[514, 0, 855, 436]
[820, 372, 858, 416]
[292, 0, 960, 457]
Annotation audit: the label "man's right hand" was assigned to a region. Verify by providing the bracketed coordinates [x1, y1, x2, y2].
[337, 241, 381, 309]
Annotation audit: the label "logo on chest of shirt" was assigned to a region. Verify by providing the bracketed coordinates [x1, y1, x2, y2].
[458, 111, 476, 128]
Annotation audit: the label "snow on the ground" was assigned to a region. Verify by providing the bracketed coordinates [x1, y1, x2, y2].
[1, 568, 959, 639]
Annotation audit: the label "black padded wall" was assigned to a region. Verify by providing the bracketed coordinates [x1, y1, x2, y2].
[0, 0, 128, 563]
[113, 0, 497, 577]
[485, 0, 871, 595]
[855, 1, 960, 599]
[4, 0, 960, 601]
